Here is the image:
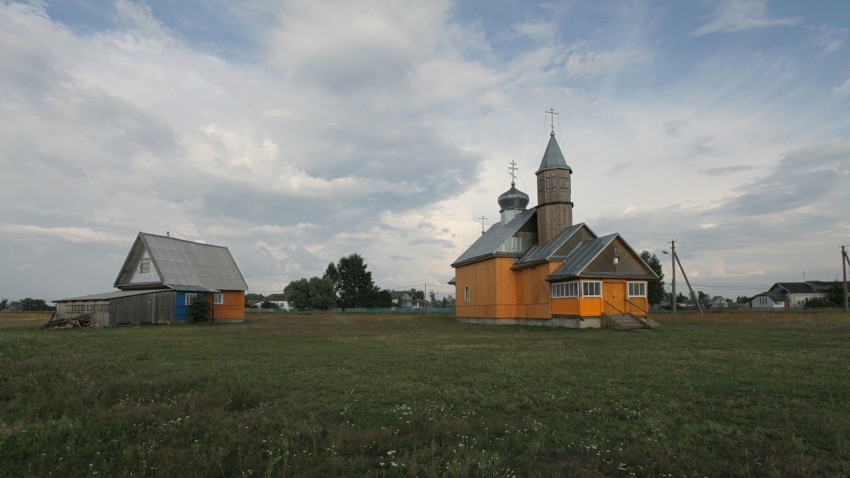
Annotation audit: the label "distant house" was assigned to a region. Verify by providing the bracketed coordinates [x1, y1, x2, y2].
[54, 232, 248, 326]
[751, 293, 785, 309]
[751, 281, 846, 309]
[390, 291, 413, 308]
[263, 293, 290, 309]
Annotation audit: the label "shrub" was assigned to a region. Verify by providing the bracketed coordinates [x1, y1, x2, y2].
[187, 300, 212, 323]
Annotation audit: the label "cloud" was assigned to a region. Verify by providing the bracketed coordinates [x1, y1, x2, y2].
[565, 48, 650, 78]
[693, 0, 802, 36]
[833, 78, 850, 95]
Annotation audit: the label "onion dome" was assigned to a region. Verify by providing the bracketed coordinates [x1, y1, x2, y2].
[498, 181, 529, 212]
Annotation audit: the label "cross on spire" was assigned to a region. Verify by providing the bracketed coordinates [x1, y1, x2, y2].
[546, 107, 559, 134]
[478, 216, 488, 235]
[508, 160, 518, 185]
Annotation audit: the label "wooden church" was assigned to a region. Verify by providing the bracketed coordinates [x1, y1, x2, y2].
[450, 126, 657, 329]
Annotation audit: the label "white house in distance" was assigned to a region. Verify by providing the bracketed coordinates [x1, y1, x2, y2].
[262, 293, 290, 309]
[751, 281, 846, 309]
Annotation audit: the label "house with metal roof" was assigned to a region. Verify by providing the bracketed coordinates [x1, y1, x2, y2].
[450, 126, 657, 329]
[54, 232, 248, 326]
[751, 281, 847, 308]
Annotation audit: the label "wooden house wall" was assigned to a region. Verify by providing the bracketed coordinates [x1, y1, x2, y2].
[209, 291, 245, 320]
[584, 237, 649, 276]
[514, 263, 555, 319]
[109, 291, 176, 326]
[56, 301, 111, 327]
[455, 258, 518, 318]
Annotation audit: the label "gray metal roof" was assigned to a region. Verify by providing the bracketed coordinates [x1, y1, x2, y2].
[115, 232, 249, 291]
[451, 208, 536, 267]
[547, 234, 616, 280]
[55, 289, 164, 302]
[536, 132, 572, 174]
[513, 223, 595, 267]
[546, 233, 657, 281]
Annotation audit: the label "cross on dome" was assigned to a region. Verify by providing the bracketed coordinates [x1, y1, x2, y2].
[508, 160, 518, 185]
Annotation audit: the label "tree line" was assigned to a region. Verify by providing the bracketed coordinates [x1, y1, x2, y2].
[283, 253, 398, 310]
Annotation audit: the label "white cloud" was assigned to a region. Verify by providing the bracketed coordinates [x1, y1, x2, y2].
[693, 0, 802, 36]
[833, 78, 850, 95]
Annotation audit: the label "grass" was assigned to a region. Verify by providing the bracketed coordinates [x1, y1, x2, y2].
[1, 309, 849, 477]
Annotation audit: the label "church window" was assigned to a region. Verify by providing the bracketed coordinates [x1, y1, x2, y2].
[552, 282, 579, 298]
[547, 176, 555, 192]
[464, 285, 470, 302]
[560, 177, 569, 191]
[628, 282, 646, 297]
[581, 281, 602, 297]
[139, 258, 150, 273]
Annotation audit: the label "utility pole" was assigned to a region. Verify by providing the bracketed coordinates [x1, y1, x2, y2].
[843, 245, 849, 313]
[665, 241, 677, 317]
[673, 251, 704, 315]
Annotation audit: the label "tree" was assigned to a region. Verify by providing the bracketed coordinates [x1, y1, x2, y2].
[429, 291, 437, 307]
[284, 277, 336, 310]
[261, 301, 276, 309]
[697, 290, 709, 302]
[324, 253, 378, 309]
[0, 298, 7, 311]
[827, 281, 846, 307]
[187, 299, 212, 323]
[20, 298, 54, 311]
[407, 288, 425, 300]
[639, 251, 665, 306]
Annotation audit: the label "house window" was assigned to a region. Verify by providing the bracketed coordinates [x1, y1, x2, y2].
[551, 282, 579, 298]
[214, 293, 224, 305]
[139, 258, 150, 273]
[628, 282, 646, 297]
[581, 281, 602, 297]
[464, 285, 470, 302]
[185, 293, 199, 306]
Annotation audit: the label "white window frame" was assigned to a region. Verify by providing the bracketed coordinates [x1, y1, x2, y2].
[213, 292, 224, 305]
[185, 293, 199, 306]
[551, 282, 580, 298]
[464, 285, 470, 302]
[139, 258, 151, 273]
[627, 282, 646, 298]
[581, 281, 602, 297]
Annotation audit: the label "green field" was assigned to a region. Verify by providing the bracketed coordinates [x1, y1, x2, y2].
[1, 310, 849, 477]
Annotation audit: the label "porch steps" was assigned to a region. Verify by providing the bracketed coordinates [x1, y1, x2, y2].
[602, 313, 655, 331]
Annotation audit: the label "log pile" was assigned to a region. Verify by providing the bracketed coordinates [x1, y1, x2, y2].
[43, 313, 101, 329]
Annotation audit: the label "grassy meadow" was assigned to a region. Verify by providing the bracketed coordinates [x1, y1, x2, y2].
[1, 309, 849, 477]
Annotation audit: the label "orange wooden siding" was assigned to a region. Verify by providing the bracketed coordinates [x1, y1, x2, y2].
[455, 258, 517, 318]
[207, 290, 245, 320]
[456, 260, 651, 320]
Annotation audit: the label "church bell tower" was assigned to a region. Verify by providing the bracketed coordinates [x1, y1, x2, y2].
[536, 113, 573, 244]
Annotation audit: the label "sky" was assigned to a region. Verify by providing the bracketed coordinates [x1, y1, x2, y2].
[1, 0, 849, 302]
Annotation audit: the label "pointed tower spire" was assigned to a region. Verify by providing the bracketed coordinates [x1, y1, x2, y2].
[535, 110, 574, 244]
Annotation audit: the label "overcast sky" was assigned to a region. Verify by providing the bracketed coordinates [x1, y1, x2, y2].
[2, 0, 849, 302]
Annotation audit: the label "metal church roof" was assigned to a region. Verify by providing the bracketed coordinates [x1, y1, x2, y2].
[536, 131, 572, 174]
[546, 233, 657, 282]
[114, 232, 249, 291]
[451, 208, 536, 268]
[513, 223, 596, 268]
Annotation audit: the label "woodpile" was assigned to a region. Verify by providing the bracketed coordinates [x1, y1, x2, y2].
[43, 313, 101, 329]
